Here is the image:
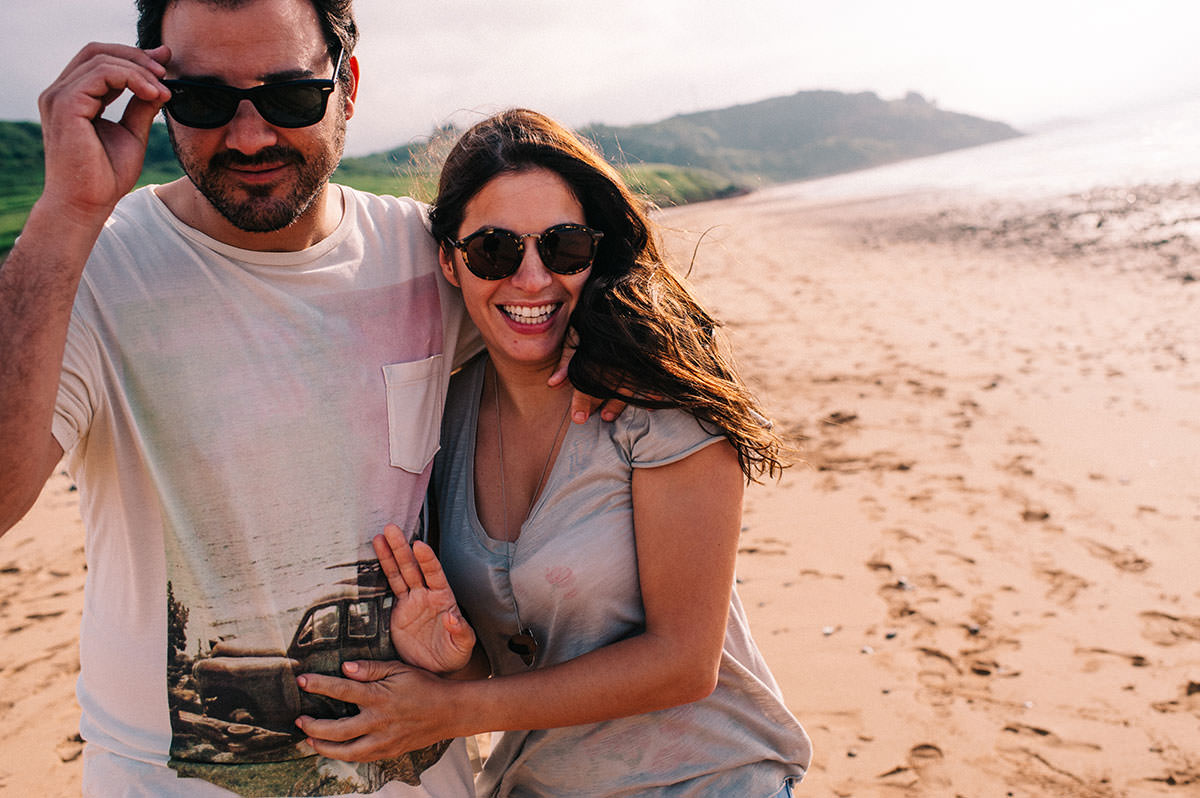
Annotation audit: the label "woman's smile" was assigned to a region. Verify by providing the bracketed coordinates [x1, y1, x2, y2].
[499, 302, 563, 327]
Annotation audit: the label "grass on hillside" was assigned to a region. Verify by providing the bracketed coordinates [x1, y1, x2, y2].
[621, 164, 747, 208]
[1, 161, 745, 261]
[1, 163, 187, 258]
[0, 185, 41, 256]
[330, 165, 438, 203]
[331, 162, 745, 209]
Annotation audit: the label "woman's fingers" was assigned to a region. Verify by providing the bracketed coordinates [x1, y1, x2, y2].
[371, 532, 404, 592]
[386, 523, 429, 592]
[375, 523, 433, 596]
[410, 540, 451, 591]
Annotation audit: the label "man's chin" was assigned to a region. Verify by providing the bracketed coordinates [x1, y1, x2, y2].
[209, 190, 308, 234]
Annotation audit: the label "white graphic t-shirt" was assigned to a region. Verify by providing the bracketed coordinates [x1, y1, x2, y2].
[53, 186, 478, 797]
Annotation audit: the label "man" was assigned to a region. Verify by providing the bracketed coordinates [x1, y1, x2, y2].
[0, 0, 607, 794]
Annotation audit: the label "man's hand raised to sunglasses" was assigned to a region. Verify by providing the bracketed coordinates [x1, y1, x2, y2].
[37, 43, 172, 230]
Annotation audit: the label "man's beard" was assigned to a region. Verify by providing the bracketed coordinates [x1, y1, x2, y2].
[168, 119, 344, 234]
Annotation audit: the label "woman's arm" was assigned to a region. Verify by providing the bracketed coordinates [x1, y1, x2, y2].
[296, 439, 744, 760]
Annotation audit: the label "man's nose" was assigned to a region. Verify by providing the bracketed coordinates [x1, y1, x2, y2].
[223, 99, 279, 154]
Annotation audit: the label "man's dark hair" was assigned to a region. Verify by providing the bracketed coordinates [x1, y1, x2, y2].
[136, 0, 358, 87]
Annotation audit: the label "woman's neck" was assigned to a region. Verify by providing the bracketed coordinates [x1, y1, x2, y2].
[488, 351, 569, 421]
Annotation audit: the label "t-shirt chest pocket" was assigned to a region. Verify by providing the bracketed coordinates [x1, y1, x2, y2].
[382, 355, 445, 473]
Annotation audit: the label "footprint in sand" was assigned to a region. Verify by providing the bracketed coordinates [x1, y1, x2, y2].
[998, 454, 1035, 477]
[1034, 563, 1089, 606]
[1150, 680, 1200, 715]
[1080, 538, 1151, 573]
[1139, 611, 1200, 646]
[949, 398, 982, 431]
[1075, 646, 1150, 669]
[736, 540, 789, 556]
[907, 744, 952, 789]
[915, 648, 961, 708]
[55, 733, 84, 763]
[1002, 723, 1102, 751]
[877, 743, 952, 791]
[1006, 426, 1041, 446]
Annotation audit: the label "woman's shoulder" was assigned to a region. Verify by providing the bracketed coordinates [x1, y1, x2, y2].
[605, 404, 724, 468]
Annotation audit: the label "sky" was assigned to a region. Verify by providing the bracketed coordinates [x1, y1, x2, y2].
[5, 0, 1199, 156]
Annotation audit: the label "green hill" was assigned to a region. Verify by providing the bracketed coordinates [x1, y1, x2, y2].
[0, 122, 184, 255]
[581, 90, 1020, 184]
[0, 90, 1020, 257]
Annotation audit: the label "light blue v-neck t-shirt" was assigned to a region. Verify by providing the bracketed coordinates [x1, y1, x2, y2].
[431, 355, 812, 797]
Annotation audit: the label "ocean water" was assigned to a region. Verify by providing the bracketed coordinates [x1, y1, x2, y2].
[756, 97, 1200, 204]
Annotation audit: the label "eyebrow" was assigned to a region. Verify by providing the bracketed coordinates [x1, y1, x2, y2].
[171, 66, 316, 85]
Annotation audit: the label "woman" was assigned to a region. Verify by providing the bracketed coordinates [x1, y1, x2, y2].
[307, 109, 811, 796]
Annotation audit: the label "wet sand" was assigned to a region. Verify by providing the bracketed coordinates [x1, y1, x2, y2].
[2, 180, 1198, 796]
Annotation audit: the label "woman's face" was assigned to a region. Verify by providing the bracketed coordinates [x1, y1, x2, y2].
[440, 167, 592, 373]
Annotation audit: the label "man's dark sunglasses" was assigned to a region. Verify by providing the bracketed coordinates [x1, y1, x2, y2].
[162, 48, 343, 129]
[449, 223, 604, 280]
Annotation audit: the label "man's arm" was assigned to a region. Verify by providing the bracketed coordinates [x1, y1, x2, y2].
[0, 43, 171, 534]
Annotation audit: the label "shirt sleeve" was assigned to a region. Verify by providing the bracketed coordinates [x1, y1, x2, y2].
[419, 198, 483, 371]
[447, 289, 484, 370]
[617, 406, 725, 469]
[52, 307, 101, 454]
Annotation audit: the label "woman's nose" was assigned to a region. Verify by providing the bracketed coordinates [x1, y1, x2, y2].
[509, 238, 554, 291]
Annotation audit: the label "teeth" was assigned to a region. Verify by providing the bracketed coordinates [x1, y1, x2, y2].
[502, 303, 559, 324]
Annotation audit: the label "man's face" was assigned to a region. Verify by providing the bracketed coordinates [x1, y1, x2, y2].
[161, 0, 354, 234]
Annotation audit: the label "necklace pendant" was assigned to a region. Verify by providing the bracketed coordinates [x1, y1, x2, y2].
[507, 628, 539, 668]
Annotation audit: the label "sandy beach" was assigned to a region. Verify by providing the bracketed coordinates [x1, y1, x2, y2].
[2, 180, 1198, 796]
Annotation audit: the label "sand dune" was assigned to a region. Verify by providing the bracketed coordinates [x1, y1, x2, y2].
[2, 182, 1197, 796]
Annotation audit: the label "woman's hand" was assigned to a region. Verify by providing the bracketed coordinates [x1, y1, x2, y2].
[296, 660, 459, 760]
[374, 523, 476, 674]
[548, 329, 628, 423]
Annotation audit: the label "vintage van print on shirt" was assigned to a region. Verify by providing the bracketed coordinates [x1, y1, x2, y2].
[165, 556, 448, 795]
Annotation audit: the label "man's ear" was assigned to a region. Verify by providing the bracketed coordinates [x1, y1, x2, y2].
[342, 54, 360, 119]
[438, 244, 460, 287]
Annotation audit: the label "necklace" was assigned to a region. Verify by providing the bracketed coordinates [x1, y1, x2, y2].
[492, 362, 571, 668]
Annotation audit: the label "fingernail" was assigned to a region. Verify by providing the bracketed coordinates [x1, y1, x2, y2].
[573, 411, 587, 424]
[296, 675, 307, 689]
[344, 661, 359, 674]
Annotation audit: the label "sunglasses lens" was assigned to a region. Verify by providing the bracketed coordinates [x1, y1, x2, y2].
[165, 83, 331, 129]
[166, 85, 236, 128]
[465, 230, 522, 278]
[540, 228, 598, 274]
[256, 85, 330, 128]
